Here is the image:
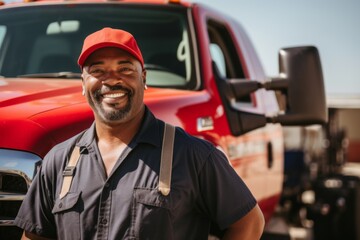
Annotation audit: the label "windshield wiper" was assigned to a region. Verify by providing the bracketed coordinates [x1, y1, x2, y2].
[17, 72, 81, 79]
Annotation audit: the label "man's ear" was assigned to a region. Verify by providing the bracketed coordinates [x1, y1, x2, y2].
[81, 76, 86, 96]
[142, 69, 147, 82]
[142, 69, 147, 89]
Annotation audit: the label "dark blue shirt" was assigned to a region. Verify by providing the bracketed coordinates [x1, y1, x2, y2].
[15, 107, 256, 239]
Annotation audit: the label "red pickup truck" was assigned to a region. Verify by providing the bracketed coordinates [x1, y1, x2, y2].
[0, 0, 327, 238]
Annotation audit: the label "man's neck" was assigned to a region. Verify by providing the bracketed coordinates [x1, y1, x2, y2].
[94, 108, 145, 177]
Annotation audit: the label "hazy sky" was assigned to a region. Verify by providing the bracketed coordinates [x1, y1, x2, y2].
[193, 0, 360, 95]
[3, 0, 359, 95]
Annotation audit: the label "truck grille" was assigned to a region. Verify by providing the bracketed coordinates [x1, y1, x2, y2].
[0, 171, 29, 223]
[0, 149, 41, 238]
[1, 173, 28, 194]
[0, 171, 31, 239]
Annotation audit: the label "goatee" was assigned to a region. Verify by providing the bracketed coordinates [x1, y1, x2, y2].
[89, 85, 133, 122]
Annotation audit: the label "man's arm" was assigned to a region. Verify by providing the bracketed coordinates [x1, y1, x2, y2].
[21, 231, 55, 240]
[222, 204, 265, 240]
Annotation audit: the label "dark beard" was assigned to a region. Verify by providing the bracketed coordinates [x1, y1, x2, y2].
[88, 85, 133, 122]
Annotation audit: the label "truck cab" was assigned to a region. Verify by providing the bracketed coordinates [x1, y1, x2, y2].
[0, 0, 327, 238]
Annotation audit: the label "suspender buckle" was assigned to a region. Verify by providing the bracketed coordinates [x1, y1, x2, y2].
[63, 166, 76, 176]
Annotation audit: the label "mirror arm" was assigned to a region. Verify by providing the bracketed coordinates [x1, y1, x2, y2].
[263, 77, 288, 91]
[266, 116, 278, 124]
[228, 79, 262, 99]
[227, 77, 289, 100]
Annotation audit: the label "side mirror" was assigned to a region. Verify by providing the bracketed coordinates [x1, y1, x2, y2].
[272, 46, 327, 125]
[217, 46, 327, 135]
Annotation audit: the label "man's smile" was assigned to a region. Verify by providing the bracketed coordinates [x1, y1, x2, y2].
[102, 92, 126, 98]
[101, 91, 129, 106]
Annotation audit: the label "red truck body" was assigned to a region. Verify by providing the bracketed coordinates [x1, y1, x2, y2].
[0, 0, 327, 238]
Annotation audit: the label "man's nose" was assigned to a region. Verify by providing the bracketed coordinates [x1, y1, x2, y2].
[101, 71, 123, 85]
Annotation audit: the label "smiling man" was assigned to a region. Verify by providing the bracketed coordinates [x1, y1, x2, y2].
[84, 47, 144, 123]
[15, 28, 264, 240]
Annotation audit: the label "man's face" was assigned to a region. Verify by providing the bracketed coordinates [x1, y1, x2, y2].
[81, 47, 146, 125]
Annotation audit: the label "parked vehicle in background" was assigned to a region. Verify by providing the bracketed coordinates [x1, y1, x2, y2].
[0, 0, 327, 238]
[281, 95, 360, 240]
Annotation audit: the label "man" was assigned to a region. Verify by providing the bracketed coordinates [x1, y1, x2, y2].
[15, 27, 264, 240]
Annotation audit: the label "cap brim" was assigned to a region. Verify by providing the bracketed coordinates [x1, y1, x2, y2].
[78, 42, 143, 67]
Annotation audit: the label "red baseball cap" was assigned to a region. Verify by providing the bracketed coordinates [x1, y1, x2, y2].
[78, 27, 144, 68]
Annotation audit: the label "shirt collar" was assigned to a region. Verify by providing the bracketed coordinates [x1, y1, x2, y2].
[77, 106, 162, 149]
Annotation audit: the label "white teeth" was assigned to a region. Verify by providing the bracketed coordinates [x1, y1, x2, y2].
[103, 93, 125, 98]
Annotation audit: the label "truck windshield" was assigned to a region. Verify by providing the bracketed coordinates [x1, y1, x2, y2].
[0, 4, 196, 89]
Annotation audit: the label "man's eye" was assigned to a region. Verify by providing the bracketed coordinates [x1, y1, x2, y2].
[118, 67, 133, 73]
[90, 69, 104, 75]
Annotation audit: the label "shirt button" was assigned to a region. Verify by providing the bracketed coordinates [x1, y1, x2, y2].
[59, 202, 63, 208]
[105, 182, 110, 188]
[101, 218, 108, 225]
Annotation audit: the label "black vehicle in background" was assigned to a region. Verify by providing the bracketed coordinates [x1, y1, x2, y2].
[281, 95, 360, 240]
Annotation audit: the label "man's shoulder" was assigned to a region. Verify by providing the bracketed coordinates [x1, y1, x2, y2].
[144, 109, 217, 156]
[53, 129, 87, 153]
[173, 126, 215, 155]
[43, 129, 89, 165]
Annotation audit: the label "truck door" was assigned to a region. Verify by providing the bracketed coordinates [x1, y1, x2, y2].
[204, 17, 284, 221]
[206, 19, 269, 197]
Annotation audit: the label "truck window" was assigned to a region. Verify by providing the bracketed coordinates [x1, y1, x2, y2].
[0, 4, 196, 89]
[0, 26, 5, 47]
[0, 25, 6, 74]
[207, 20, 251, 103]
[207, 20, 245, 79]
[210, 43, 227, 78]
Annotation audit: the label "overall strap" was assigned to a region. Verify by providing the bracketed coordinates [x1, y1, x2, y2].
[59, 146, 81, 199]
[158, 123, 175, 196]
[59, 124, 175, 198]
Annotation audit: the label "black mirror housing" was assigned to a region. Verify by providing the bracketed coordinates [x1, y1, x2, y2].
[273, 46, 328, 125]
[214, 46, 327, 136]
